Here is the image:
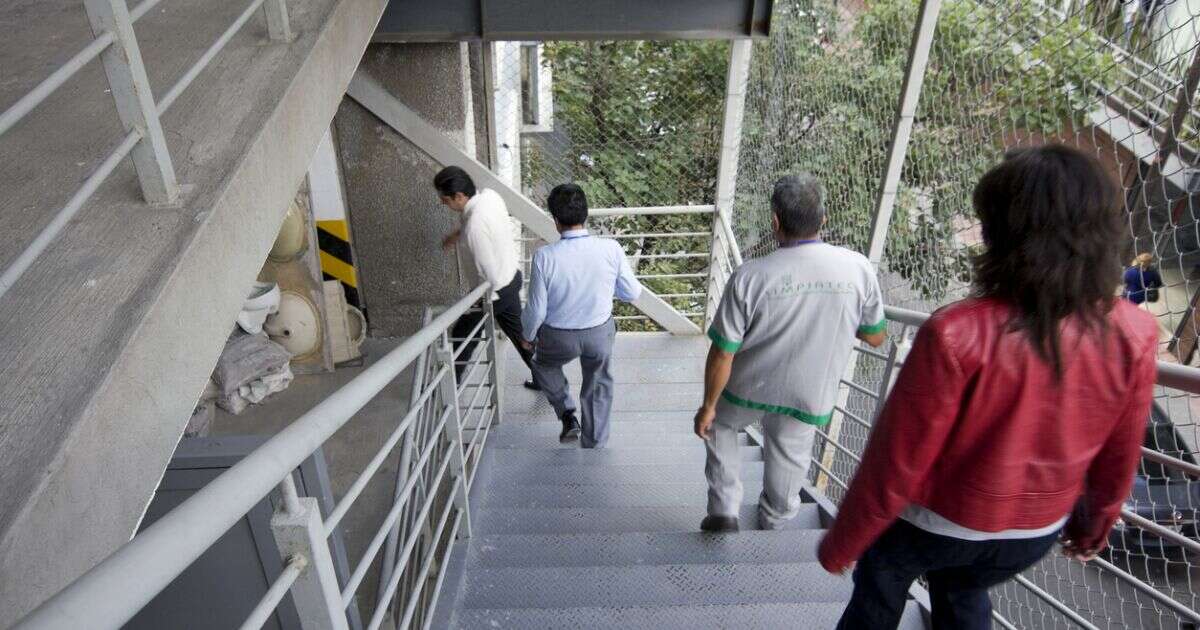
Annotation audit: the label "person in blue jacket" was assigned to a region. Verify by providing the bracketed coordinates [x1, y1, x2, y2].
[1123, 253, 1163, 305]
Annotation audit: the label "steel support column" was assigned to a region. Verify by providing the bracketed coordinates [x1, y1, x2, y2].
[705, 39, 752, 325]
[818, 1, 942, 491]
[866, 0, 944, 264]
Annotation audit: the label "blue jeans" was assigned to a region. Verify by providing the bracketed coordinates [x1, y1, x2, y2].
[835, 520, 1060, 630]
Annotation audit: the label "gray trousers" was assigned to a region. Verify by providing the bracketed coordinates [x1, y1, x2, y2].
[531, 319, 616, 448]
[705, 402, 816, 529]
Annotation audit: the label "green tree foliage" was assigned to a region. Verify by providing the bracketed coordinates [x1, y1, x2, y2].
[529, 0, 1116, 321]
[738, 0, 1114, 302]
[532, 40, 729, 328]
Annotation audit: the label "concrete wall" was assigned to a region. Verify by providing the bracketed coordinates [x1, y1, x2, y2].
[0, 0, 388, 623]
[334, 43, 482, 336]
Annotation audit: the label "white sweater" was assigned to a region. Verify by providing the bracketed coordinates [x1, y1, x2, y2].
[462, 188, 519, 300]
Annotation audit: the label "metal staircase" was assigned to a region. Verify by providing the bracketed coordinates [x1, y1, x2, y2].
[432, 334, 926, 629]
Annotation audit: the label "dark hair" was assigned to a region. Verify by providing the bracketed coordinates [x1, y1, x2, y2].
[433, 166, 476, 198]
[972, 143, 1122, 376]
[771, 174, 825, 238]
[547, 183, 588, 226]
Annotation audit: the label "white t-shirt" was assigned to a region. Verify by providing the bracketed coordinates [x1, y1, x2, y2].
[708, 241, 885, 425]
[461, 189, 519, 300]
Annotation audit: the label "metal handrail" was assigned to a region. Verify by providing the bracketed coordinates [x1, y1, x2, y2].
[13, 283, 492, 630]
[589, 204, 716, 217]
[0, 0, 293, 301]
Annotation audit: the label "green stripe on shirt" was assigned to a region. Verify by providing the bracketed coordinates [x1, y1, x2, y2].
[707, 327, 742, 353]
[720, 390, 834, 426]
[857, 318, 887, 335]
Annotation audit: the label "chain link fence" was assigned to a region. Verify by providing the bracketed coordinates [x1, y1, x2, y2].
[723, 0, 1200, 628]
[487, 40, 727, 331]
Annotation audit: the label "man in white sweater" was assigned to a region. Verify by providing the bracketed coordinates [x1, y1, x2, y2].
[434, 166, 537, 389]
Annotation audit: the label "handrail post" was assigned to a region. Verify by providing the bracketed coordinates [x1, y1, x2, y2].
[484, 297, 504, 426]
[82, 0, 178, 204]
[437, 334, 472, 539]
[270, 475, 350, 630]
[262, 0, 294, 42]
[873, 332, 901, 418]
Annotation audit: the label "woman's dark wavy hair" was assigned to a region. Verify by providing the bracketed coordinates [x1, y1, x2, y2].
[972, 143, 1123, 376]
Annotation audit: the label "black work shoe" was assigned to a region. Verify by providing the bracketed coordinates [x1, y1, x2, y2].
[700, 515, 740, 533]
[523, 379, 542, 391]
[559, 411, 581, 443]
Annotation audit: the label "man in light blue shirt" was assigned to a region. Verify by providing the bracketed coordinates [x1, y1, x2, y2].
[521, 183, 643, 447]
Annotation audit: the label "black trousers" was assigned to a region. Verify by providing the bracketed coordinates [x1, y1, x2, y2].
[451, 271, 533, 382]
[836, 519, 1059, 630]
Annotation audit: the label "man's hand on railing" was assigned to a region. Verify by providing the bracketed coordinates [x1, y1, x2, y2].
[442, 229, 461, 251]
[519, 338, 535, 352]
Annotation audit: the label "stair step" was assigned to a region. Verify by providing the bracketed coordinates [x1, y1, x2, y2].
[501, 359, 704, 385]
[465, 529, 822, 568]
[471, 503, 823, 535]
[457, 562, 852, 609]
[453, 601, 928, 630]
[500, 410, 696, 424]
[502, 335, 710, 360]
[502, 384, 702, 416]
[487, 431, 749, 449]
[475, 480, 762, 508]
[492, 420, 700, 436]
[480, 445, 763, 466]
[483, 460, 763, 486]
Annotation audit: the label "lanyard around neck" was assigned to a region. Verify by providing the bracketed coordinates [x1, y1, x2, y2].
[780, 238, 822, 248]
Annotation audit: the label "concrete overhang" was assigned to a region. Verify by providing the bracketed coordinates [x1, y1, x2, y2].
[373, 0, 773, 42]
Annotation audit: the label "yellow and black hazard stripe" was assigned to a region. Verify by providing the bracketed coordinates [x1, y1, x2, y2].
[316, 220, 363, 312]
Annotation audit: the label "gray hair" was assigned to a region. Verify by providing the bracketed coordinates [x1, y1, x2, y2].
[771, 174, 825, 238]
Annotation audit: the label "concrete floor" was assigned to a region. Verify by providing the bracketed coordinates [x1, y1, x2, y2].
[211, 337, 413, 627]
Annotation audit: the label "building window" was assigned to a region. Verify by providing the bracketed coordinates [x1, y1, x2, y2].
[520, 44, 539, 126]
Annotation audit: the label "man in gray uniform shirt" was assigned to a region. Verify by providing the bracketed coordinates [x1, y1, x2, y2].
[695, 174, 886, 532]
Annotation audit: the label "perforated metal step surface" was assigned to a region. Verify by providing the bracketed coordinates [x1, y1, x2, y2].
[484, 460, 764, 486]
[502, 383, 703, 416]
[487, 430, 749, 449]
[457, 562, 853, 609]
[453, 601, 929, 630]
[465, 530, 824, 568]
[500, 410, 696, 424]
[475, 480, 767, 508]
[479, 444, 763, 467]
[471, 503, 823, 535]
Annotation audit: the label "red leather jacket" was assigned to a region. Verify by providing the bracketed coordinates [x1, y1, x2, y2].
[818, 297, 1158, 573]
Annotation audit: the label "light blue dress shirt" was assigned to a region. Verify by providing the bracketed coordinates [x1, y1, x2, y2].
[521, 229, 643, 341]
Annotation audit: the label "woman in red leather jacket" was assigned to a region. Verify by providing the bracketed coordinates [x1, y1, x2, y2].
[817, 144, 1159, 629]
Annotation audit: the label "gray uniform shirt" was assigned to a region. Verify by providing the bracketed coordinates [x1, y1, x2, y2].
[708, 241, 885, 425]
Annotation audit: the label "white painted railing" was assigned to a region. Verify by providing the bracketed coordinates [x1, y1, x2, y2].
[13, 283, 500, 630]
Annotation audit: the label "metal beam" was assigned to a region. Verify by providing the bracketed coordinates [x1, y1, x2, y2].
[345, 72, 701, 335]
[374, 0, 772, 42]
[866, 0, 944, 265]
[706, 39, 752, 325]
